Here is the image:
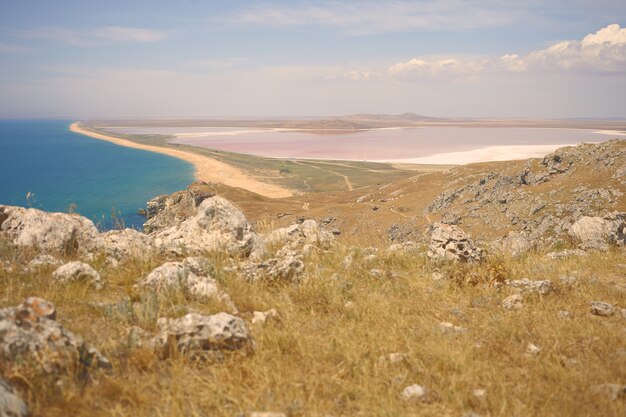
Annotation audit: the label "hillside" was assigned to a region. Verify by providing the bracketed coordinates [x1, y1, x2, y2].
[0, 140, 625, 417]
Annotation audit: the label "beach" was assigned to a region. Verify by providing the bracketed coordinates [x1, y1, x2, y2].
[70, 123, 294, 198]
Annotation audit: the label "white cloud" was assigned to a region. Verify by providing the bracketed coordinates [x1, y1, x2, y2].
[18, 26, 167, 46]
[229, 1, 517, 34]
[374, 24, 626, 80]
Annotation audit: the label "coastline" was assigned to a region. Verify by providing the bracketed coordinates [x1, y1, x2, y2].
[69, 123, 294, 198]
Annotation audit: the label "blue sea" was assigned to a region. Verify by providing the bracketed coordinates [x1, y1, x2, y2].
[0, 120, 195, 230]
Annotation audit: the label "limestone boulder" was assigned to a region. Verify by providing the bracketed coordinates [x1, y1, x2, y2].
[568, 213, 626, 250]
[428, 223, 483, 263]
[0, 297, 110, 375]
[52, 261, 103, 289]
[102, 228, 156, 261]
[0, 205, 103, 255]
[151, 196, 261, 257]
[151, 312, 253, 356]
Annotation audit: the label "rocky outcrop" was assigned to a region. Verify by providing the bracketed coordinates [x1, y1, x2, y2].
[0, 205, 103, 255]
[428, 223, 483, 263]
[0, 376, 28, 417]
[151, 196, 261, 257]
[568, 213, 626, 250]
[143, 182, 215, 234]
[103, 228, 157, 261]
[0, 297, 110, 375]
[52, 261, 103, 289]
[151, 312, 252, 357]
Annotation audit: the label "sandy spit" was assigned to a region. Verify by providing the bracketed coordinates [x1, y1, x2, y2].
[69, 123, 294, 198]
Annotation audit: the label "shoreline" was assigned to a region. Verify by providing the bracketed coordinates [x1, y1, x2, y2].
[69, 123, 294, 199]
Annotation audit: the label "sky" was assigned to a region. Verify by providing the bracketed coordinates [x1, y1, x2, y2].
[0, 0, 625, 119]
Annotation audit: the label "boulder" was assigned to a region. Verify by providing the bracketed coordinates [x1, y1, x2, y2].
[0, 376, 28, 417]
[506, 279, 554, 295]
[428, 223, 483, 263]
[151, 312, 253, 356]
[497, 231, 533, 257]
[0, 205, 103, 255]
[52, 261, 103, 289]
[568, 213, 626, 250]
[138, 259, 233, 307]
[151, 196, 261, 257]
[241, 248, 304, 284]
[143, 182, 215, 234]
[262, 219, 332, 251]
[0, 297, 110, 375]
[102, 228, 156, 261]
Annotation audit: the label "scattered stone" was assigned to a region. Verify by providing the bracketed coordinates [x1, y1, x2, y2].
[559, 275, 577, 286]
[590, 301, 614, 317]
[251, 309, 278, 325]
[428, 223, 483, 263]
[439, 321, 467, 334]
[0, 297, 110, 375]
[26, 254, 63, 270]
[546, 249, 587, 260]
[558, 310, 572, 319]
[241, 249, 304, 284]
[400, 384, 427, 402]
[151, 312, 253, 357]
[0, 376, 28, 417]
[502, 294, 524, 310]
[151, 196, 262, 258]
[0, 205, 103, 255]
[526, 343, 541, 356]
[344, 301, 355, 310]
[462, 412, 483, 417]
[249, 413, 287, 417]
[472, 389, 486, 399]
[589, 383, 626, 401]
[52, 261, 103, 289]
[138, 259, 234, 309]
[103, 228, 156, 261]
[506, 279, 554, 295]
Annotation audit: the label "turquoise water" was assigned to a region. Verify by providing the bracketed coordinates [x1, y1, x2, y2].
[0, 120, 195, 230]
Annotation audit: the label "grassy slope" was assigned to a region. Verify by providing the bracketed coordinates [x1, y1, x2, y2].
[0, 241, 624, 417]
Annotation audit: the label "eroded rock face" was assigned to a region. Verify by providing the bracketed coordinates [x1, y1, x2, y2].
[152, 312, 252, 356]
[103, 228, 156, 261]
[52, 261, 103, 289]
[0, 376, 28, 417]
[428, 223, 483, 263]
[151, 196, 261, 257]
[144, 182, 215, 234]
[0, 205, 103, 255]
[569, 213, 626, 250]
[0, 297, 110, 375]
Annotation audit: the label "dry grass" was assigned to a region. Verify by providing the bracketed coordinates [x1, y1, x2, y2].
[1, 241, 625, 417]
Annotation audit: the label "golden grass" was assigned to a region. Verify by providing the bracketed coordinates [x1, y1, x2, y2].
[1, 241, 625, 417]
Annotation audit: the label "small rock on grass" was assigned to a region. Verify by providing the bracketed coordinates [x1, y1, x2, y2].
[52, 261, 103, 289]
[590, 301, 614, 317]
[400, 384, 427, 401]
[502, 294, 524, 310]
[251, 309, 278, 325]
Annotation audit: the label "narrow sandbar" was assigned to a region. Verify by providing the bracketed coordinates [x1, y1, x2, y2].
[70, 123, 294, 198]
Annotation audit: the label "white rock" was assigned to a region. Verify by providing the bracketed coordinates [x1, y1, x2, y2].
[472, 389, 487, 399]
[0, 376, 29, 417]
[400, 384, 427, 401]
[52, 261, 103, 289]
[506, 279, 554, 295]
[0, 205, 103, 255]
[252, 309, 278, 325]
[502, 294, 524, 310]
[590, 301, 614, 317]
[428, 223, 483, 263]
[439, 321, 467, 334]
[103, 228, 156, 261]
[526, 343, 541, 355]
[249, 413, 287, 417]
